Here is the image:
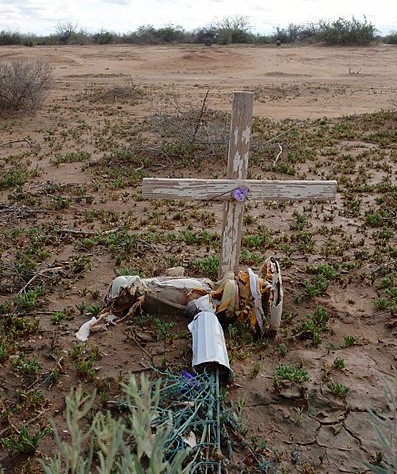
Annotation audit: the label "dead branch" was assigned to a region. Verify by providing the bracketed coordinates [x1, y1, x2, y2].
[25, 410, 46, 427]
[0, 138, 34, 147]
[192, 89, 210, 143]
[369, 259, 397, 275]
[0, 311, 64, 317]
[0, 205, 47, 215]
[56, 227, 121, 236]
[18, 266, 64, 294]
[126, 329, 154, 363]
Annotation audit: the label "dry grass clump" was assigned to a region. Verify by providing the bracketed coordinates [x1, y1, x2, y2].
[81, 77, 143, 104]
[0, 58, 53, 114]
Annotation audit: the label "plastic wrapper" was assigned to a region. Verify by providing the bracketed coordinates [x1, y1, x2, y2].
[188, 311, 233, 380]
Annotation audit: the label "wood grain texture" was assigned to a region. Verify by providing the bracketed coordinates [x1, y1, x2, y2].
[142, 178, 337, 201]
[220, 92, 254, 276]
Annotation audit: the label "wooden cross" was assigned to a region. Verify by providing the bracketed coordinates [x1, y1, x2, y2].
[142, 91, 337, 278]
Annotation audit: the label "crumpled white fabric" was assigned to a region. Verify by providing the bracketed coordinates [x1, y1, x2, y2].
[75, 316, 98, 341]
[75, 314, 118, 341]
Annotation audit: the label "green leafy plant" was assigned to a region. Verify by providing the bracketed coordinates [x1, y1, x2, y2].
[190, 255, 219, 280]
[295, 263, 339, 303]
[343, 335, 358, 347]
[12, 354, 41, 377]
[289, 212, 308, 231]
[293, 306, 329, 346]
[2, 424, 51, 456]
[295, 276, 328, 302]
[249, 361, 261, 379]
[14, 286, 45, 310]
[0, 163, 30, 189]
[85, 304, 102, 317]
[326, 382, 350, 397]
[0, 341, 9, 363]
[51, 151, 91, 165]
[76, 359, 96, 382]
[51, 310, 65, 325]
[333, 357, 346, 370]
[273, 363, 309, 390]
[278, 343, 287, 357]
[312, 263, 339, 280]
[153, 318, 177, 342]
[69, 343, 101, 381]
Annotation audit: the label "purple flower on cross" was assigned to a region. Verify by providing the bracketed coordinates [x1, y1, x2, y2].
[231, 186, 249, 202]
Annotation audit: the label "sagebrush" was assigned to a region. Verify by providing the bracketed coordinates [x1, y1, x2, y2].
[41, 374, 190, 473]
[0, 58, 52, 113]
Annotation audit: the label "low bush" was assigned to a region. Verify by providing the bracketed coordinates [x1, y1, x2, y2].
[383, 31, 397, 44]
[0, 29, 23, 45]
[54, 22, 90, 45]
[41, 375, 190, 473]
[92, 29, 114, 44]
[0, 58, 53, 113]
[316, 16, 376, 45]
[272, 23, 317, 44]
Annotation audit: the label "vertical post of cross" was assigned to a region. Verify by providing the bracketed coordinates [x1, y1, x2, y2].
[219, 91, 254, 278]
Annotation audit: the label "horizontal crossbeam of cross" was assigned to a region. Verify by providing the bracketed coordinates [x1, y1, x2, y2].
[142, 178, 337, 201]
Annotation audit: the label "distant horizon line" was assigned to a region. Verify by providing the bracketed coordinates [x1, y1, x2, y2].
[1, 16, 394, 37]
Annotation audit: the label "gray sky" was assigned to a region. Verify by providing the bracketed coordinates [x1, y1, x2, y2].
[1, 0, 396, 36]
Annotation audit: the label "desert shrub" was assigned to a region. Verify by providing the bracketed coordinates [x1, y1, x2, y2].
[272, 23, 317, 44]
[315, 16, 376, 45]
[215, 15, 255, 44]
[92, 29, 114, 44]
[193, 27, 218, 45]
[22, 34, 36, 47]
[254, 34, 274, 44]
[147, 96, 229, 162]
[54, 22, 90, 45]
[0, 30, 23, 45]
[155, 25, 188, 42]
[121, 24, 189, 44]
[0, 58, 53, 113]
[120, 27, 153, 44]
[383, 31, 397, 44]
[41, 375, 190, 473]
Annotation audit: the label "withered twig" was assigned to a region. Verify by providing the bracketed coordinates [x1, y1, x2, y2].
[0, 205, 47, 215]
[0, 138, 34, 147]
[25, 410, 46, 427]
[19, 266, 64, 294]
[126, 329, 154, 363]
[370, 259, 397, 275]
[192, 89, 210, 143]
[56, 227, 120, 236]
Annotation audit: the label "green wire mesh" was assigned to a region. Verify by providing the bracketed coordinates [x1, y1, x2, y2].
[148, 368, 276, 473]
[151, 369, 222, 473]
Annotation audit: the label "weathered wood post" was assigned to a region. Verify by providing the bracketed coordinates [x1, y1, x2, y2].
[219, 91, 254, 277]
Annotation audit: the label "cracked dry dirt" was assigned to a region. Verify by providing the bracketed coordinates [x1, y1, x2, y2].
[0, 44, 397, 473]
